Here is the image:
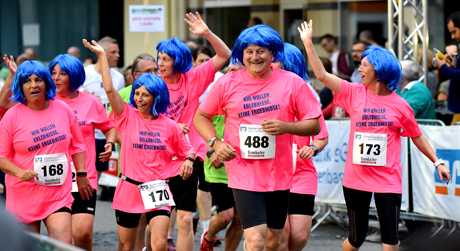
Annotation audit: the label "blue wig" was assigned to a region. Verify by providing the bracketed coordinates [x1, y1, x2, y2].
[362, 46, 402, 91]
[156, 37, 192, 73]
[231, 24, 284, 65]
[48, 54, 85, 92]
[12, 60, 56, 104]
[282, 43, 310, 81]
[129, 73, 170, 117]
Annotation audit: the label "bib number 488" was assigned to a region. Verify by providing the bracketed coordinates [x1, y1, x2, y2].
[244, 136, 270, 148]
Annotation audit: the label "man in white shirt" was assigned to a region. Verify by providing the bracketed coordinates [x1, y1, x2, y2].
[81, 36, 125, 105]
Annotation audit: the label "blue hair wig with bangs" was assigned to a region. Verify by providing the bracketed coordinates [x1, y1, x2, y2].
[231, 24, 284, 65]
[129, 73, 170, 117]
[48, 54, 86, 91]
[12, 60, 56, 104]
[282, 43, 310, 81]
[362, 46, 401, 91]
[156, 37, 192, 73]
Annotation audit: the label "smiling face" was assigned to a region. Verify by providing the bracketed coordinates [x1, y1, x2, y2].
[51, 64, 70, 95]
[22, 74, 47, 104]
[242, 45, 273, 77]
[134, 85, 154, 115]
[157, 52, 175, 79]
[358, 57, 378, 85]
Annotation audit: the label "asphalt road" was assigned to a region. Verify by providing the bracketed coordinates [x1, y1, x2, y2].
[92, 199, 381, 251]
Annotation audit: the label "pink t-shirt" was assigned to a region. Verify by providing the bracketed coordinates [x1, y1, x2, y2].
[291, 115, 328, 195]
[58, 92, 113, 190]
[111, 104, 193, 213]
[335, 80, 422, 193]
[166, 60, 216, 159]
[0, 100, 86, 223]
[199, 67, 322, 192]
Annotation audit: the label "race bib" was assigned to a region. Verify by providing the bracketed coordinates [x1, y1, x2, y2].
[239, 124, 275, 159]
[139, 180, 175, 210]
[71, 162, 78, 192]
[34, 153, 68, 186]
[352, 132, 387, 166]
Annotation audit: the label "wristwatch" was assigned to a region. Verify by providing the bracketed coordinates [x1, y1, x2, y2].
[434, 159, 445, 168]
[208, 137, 218, 148]
[310, 145, 320, 156]
[76, 171, 87, 177]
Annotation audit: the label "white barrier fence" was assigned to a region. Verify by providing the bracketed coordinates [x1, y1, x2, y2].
[312, 120, 460, 222]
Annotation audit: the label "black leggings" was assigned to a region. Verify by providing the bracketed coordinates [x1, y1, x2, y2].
[343, 186, 401, 247]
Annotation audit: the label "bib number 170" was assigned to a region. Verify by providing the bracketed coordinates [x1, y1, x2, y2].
[244, 136, 270, 148]
[149, 189, 170, 203]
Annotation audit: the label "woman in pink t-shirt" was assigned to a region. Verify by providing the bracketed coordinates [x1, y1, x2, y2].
[299, 20, 450, 251]
[194, 24, 322, 251]
[277, 42, 329, 251]
[156, 12, 231, 251]
[83, 39, 195, 251]
[0, 60, 90, 244]
[49, 54, 116, 250]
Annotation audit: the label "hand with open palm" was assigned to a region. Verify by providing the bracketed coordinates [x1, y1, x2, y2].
[185, 12, 210, 36]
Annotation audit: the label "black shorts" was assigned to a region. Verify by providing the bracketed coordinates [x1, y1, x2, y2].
[209, 183, 234, 213]
[195, 158, 210, 192]
[168, 164, 198, 212]
[95, 138, 109, 172]
[288, 193, 315, 216]
[54, 206, 72, 214]
[343, 186, 401, 247]
[115, 210, 170, 228]
[232, 189, 289, 230]
[71, 190, 97, 215]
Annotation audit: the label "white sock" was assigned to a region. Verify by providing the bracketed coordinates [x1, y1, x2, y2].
[200, 219, 210, 232]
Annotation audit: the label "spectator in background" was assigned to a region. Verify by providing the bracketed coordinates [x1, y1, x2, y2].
[358, 30, 378, 45]
[397, 60, 436, 119]
[435, 11, 460, 124]
[350, 40, 370, 83]
[23, 47, 37, 60]
[319, 34, 352, 80]
[83, 56, 95, 66]
[435, 44, 457, 124]
[247, 16, 263, 27]
[67, 46, 81, 59]
[119, 54, 157, 103]
[81, 36, 124, 105]
[122, 65, 133, 88]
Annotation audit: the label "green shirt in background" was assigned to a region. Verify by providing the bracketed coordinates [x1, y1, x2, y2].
[119, 85, 132, 103]
[397, 81, 436, 119]
[204, 116, 228, 184]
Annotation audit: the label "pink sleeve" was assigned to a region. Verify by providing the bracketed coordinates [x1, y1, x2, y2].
[0, 111, 14, 159]
[198, 79, 225, 116]
[109, 103, 130, 130]
[334, 80, 355, 112]
[172, 123, 194, 158]
[292, 79, 322, 120]
[313, 115, 329, 140]
[93, 99, 114, 133]
[399, 103, 422, 137]
[68, 108, 86, 155]
[189, 60, 216, 99]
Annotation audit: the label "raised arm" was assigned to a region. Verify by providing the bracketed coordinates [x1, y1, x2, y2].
[185, 12, 231, 71]
[82, 39, 124, 115]
[298, 20, 343, 92]
[0, 55, 17, 109]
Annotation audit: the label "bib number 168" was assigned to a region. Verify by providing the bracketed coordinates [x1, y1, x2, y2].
[244, 136, 270, 148]
[41, 164, 64, 177]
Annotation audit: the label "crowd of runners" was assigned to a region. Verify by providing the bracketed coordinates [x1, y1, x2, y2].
[0, 12, 452, 251]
